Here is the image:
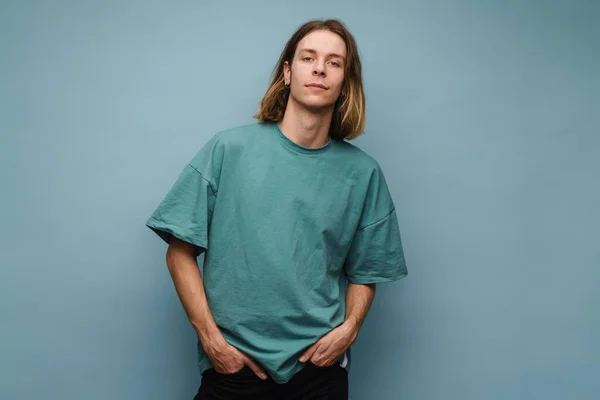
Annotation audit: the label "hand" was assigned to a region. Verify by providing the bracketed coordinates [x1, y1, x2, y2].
[204, 336, 269, 380]
[299, 319, 359, 367]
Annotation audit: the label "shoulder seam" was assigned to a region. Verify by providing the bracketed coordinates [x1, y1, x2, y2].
[187, 164, 218, 195]
[357, 208, 395, 231]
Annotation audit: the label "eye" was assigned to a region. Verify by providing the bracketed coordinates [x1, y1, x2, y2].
[303, 57, 313, 62]
[329, 61, 341, 67]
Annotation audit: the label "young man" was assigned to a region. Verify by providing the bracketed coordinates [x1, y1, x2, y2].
[146, 19, 408, 400]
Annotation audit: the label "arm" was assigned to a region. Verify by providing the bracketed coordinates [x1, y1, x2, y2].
[299, 282, 377, 366]
[165, 237, 268, 379]
[165, 237, 223, 349]
[343, 282, 377, 340]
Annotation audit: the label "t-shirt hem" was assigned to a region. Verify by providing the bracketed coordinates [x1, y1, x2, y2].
[145, 217, 207, 255]
[347, 269, 408, 284]
[275, 363, 308, 384]
[198, 358, 213, 378]
[198, 360, 308, 385]
[273, 358, 346, 384]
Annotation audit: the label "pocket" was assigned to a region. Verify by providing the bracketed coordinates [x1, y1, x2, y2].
[215, 366, 254, 378]
[308, 361, 334, 368]
[222, 366, 245, 374]
[205, 365, 244, 376]
[308, 361, 345, 372]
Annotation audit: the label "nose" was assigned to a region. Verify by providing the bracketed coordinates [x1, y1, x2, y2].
[313, 67, 326, 77]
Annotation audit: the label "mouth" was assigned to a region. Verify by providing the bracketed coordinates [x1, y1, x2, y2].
[306, 83, 328, 90]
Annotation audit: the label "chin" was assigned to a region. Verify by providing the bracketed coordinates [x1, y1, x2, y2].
[294, 96, 337, 112]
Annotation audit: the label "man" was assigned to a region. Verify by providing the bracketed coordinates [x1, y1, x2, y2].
[146, 18, 408, 400]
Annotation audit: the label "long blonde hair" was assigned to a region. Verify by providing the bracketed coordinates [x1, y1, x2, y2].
[253, 19, 366, 140]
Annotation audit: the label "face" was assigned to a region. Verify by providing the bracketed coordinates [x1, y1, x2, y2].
[283, 29, 347, 112]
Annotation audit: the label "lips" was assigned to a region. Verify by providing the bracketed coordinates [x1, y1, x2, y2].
[306, 83, 328, 89]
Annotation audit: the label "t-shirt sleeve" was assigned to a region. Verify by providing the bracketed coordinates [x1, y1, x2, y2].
[145, 136, 222, 257]
[343, 165, 408, 284]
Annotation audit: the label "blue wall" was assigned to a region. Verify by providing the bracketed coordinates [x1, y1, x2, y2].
[2, 1, 598, 399]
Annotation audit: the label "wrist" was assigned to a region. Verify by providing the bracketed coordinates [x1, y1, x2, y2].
[200, 333, 227, 354]
[343, 316, 360, 342]
[195, 323, 225, 350]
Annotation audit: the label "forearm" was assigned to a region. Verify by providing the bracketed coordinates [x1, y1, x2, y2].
[344, 282, 376, 339]
[166, 243, 225, 350]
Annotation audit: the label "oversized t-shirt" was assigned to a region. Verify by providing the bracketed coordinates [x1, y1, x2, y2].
[145, 121, 407, 384]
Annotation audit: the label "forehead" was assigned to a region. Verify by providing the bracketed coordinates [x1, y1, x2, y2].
[296, 30, 346, 57]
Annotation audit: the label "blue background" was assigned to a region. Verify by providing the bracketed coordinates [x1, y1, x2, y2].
[2, 1, 598, 399]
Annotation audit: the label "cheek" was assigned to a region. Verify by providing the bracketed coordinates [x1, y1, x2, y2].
[292, 64, 311, 80]
[332, 73, 345, 91]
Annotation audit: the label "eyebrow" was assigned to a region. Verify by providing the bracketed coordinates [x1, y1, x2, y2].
[297, 48, 346, 62]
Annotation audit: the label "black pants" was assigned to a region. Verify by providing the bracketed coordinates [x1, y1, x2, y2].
[193, 362, 348, 400]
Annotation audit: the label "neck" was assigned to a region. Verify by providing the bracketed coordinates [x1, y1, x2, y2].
[278, 97, 334, 148]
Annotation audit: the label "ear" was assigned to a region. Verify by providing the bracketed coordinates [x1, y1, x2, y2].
[283, 61, 291, 85]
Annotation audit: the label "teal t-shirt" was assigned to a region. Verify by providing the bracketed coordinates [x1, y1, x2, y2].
[145, 121, 407, 384]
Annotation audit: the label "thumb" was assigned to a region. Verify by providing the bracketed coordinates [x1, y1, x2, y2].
[243, 356, 269, 380]
[299, 342, 320, 363]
